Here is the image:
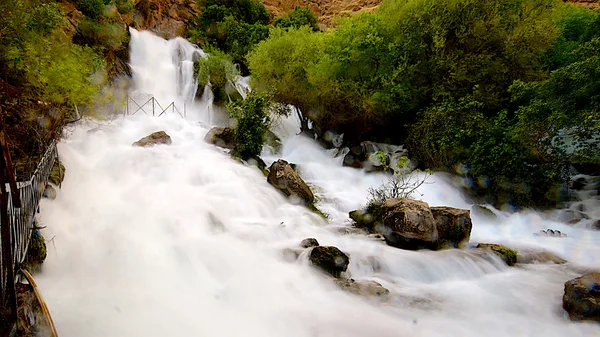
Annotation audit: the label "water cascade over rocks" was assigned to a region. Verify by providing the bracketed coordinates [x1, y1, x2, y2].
[35, 29, 600, 337]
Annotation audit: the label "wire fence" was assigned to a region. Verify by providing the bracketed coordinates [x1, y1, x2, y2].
[124, 94, 186, 118]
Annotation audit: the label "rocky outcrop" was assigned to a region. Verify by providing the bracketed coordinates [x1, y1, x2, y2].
[261, 0, 383, 26]
[309, 246, 349, 278]
[380, 198, 438, 250]
[563, 272, 600, 322]
[267, 159, 314, 206]
[431, 206, 472, 249]
[132, 131, 172, 147]
[476, 243, 518, 266]
[204, 127, 236, 149]
[300, 238, 319, 248]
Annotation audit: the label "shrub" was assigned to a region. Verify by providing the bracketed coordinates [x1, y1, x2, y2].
[227, 93, 271, 159]
[77, 0, 105, 19]
[274, 7, 319, 31]
[75, 19, 127, 52]
[194, 49, 240, 104]
[27, 3, 64, 35]
[115, 0, 134, 14]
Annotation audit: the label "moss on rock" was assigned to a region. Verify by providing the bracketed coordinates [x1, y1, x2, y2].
[48, 159, 65, 186]
[476, 243, 518, 266]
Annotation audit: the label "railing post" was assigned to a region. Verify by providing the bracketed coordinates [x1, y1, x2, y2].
[152, 97, 155, 117]
[0, 134, 17, 331]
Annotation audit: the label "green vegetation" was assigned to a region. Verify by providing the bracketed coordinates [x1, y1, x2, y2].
[194, 49, 241, 104]
[248, 0, 600, 208]
[227, 92, 272, 159]
[189, 0, 271, 74]
[274, 7, 319, 31]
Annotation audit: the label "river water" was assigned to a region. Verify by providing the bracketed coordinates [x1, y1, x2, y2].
[35, 29, 600, 337]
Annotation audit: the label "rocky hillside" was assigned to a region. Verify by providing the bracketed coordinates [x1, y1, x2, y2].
[261, 0, 382, 25]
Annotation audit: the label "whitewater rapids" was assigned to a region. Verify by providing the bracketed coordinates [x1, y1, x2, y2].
[36, 30, 600, 337]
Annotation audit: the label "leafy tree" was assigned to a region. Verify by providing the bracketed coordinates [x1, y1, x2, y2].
[77, 0, 105, 19]
[228, 93, 271, 159]
[194, 49, 240, 104]
[274, 7, 319, 31]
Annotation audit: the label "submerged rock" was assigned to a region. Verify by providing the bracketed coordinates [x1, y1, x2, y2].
[380, 198, 438, 250]
[204, 127, 235, 149]
[267, 159, 314, 206]
[517, 251, 567, 264]
[534, 229, 567, 237]
[431, 206, 472, 249]
[337, 278, 389, 297]
[349, 208, 379, 232]
[476, 243, 518, 266]
[471, 205, 496, 220]
[300, 238, 319, 248]
[42, 185, 57, 200]
[309, 246, 349, 278]
[563, 272, 600, 322]
[132, 131, 172, 147]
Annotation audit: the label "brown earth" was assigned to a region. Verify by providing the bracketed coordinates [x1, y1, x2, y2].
[260, 0, 383, 26]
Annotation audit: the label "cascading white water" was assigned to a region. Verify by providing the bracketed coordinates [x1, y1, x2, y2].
[36, 30, 600, 337]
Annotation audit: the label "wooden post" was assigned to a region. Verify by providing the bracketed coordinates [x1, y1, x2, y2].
[0, 132, 17, 330]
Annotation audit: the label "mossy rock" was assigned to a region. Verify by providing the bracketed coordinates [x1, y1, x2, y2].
[24, 230, 47, 273]
[48, 159, 65, 186]
[476, 243, 518, 266]
[300, 238, 319, 248]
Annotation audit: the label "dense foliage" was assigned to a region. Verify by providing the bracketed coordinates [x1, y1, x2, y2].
[194, 49, 241, 104]
[189, 0, 271, 74]
[227, 93, 272, 159]
[248, 0, 600, 208]
[274, 7, 319, 31]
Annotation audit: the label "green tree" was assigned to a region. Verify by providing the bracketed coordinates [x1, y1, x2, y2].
[194, 49, 241, 104]
[228, 93, 271, 159]
[274, 7, 319, 31]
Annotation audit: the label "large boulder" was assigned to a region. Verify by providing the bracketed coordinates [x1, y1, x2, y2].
[563, 272, 600, 322]
[476, 243, 518, 266]
[380, 198, 438, 250]
[517, 250, 567, 264]
[132, 131, 172, 147]
[309, 246, 350, 278]
[431, 207, 472, 249]
[349, 208, 379, 232]
[267, 159, 314, 206]
[204, 127, 235, 149]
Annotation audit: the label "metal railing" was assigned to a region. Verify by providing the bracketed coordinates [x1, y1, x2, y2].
[0, 137, 58, 335]
[124, 95, 186, 118]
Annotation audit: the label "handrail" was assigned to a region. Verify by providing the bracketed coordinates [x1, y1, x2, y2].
[19, 269, 58, 337]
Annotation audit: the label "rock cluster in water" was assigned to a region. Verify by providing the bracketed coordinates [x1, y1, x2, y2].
[350, 198, 472, 251]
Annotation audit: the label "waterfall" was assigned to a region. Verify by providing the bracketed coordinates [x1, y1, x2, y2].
[35, 30, 600, 337]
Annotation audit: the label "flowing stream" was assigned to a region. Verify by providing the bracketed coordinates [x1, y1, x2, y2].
[35, 29, 600, 337]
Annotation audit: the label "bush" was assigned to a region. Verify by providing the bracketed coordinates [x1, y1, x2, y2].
[274, 7, 319, 31]
[75, 19, 127, 52]
[27, 3, 64, 35]
[194, 49, 240, 104]
[77, 0, 105, 19]
[227, 93, 271, 159]
[115, 0, 134, 14]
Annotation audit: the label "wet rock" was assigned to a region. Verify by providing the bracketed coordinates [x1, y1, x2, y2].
[267, 159, 314, 206]
[534, 229, 567, 237]
[337, 278, 389, 297]
[592, 220, 600, 230]
[42, 185, 57, 200]
[132, 131, 172, 147]
[349, 208, 378, 232]
[264, 130, 282, 154]
[471, 205, 497, 220]
[309, 246, 349, 278]
[563, 272, 600, 322]
[282, 248, 301, 262]
[204, 127, 235, 149]
[475, 243, 518, 266]
[379, 198, 438, 250]
[48, 159, 65, 186]
[517, 251, 567, 264]
[300, 238, 319, 248]
[431, 206, 472, 249]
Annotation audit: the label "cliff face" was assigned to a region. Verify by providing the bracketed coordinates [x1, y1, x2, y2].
[260, 0, 383, 25]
